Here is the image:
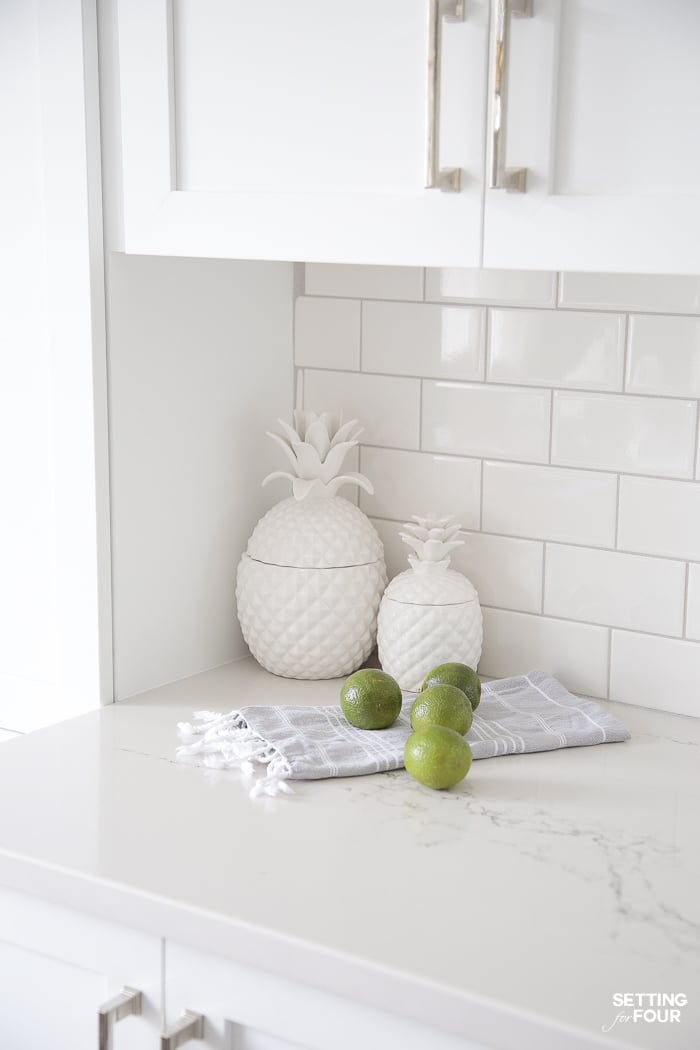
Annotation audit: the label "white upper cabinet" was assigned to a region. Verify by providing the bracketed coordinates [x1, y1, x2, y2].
[114, 0, 489, 266]
[483, 0, 700, 273]
[113, 0, 700, 273]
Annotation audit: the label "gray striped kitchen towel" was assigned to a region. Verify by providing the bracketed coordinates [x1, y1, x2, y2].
[176, 670, 630, 798]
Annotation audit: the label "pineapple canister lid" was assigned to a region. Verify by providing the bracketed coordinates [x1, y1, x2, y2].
[385, 566, 477, 606]
[382, 514, 478, 606]
[246, 496, 384, 569]
[245, 409, 385, 569]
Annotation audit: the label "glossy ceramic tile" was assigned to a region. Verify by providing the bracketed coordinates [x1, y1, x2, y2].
[610, 631, 700, 716]
[359, 447, 480, 528]
[305, 263, 423, 301]
[685, 565, 700, 641]
[559, 272, 700, 313]
[488, 309, 624, 390]
[551, 392, 697, 477]
[422, 382, 550, 462]
[294, 296, 360, 370]
[482, 461, 616, 547]
[479, 608, 609, 698]
[617, 476, 700, 561]
[362, 301, 485, 380]
[544, 545, 685, 636]
[302, 369, 420, 450]
[626, 314, 700, 397]
[426, 268, 556, 307]
[368, 517, 405, 579]
[454, 533, 543, 614]
[0, 730, 20, 743]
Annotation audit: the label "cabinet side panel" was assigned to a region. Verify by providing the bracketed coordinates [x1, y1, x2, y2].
[108, 255, 293, 699]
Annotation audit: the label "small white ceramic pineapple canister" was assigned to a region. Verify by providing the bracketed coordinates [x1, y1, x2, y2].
[236, 411, 387, 680]
[377, 516, 482, 691]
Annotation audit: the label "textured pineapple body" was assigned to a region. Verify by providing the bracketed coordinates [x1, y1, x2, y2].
[237, 496, 387, 679]
[377, 566, 482, 691]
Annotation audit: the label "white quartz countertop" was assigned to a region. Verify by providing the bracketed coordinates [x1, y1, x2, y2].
[0, 659, 698, 1050]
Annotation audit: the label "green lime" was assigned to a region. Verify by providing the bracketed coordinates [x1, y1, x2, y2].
[410, 684, 473, 736]
[340, 668, 402, 730]
[404, 726, 472, 790]
[420, 662, 481, 711]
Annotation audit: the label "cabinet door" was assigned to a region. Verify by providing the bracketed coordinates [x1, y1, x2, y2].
[483, 0, 700, 274]
[0, 888, 160, 1049]
[113, 0, 488, 267]
[165, 941, 489, 1050]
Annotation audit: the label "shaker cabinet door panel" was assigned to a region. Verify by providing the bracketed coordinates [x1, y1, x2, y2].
[483, 0, 700, 274]
[114, 0, 488, 266]
[165, 940, 490, 1050]
[0, 888, 159, 1049]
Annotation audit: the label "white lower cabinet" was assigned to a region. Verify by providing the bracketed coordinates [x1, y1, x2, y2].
[0, 888, 159, 1049]
[0, 889, 490, 1049]
[165, 941, 487, 1050]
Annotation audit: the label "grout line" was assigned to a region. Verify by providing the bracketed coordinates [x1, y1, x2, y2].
[297, 290, 700, 319]
[368, 514, 697, 566]
[541, 543, 547, 614]
[359, 441, 698, 485]
[474, 605, 695, 644]
[606, 628, 613, 700]
[613, 474, 621, 548]
[358, 299, 364, 372]
[547, 389, 554, 463]
[554, 271, 561, 307]
[418, 379, 424, 451]
[299, 365, 697, 403]
[483, 308, 490, 381]
[621, 313, 630, 392]
[421, 267, 426, 302]
[693, 403, 700, 478]
[479, 458, 484, 531]
[682, 561, 690, 637]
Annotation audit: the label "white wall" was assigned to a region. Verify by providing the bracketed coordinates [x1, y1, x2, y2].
[296, 264, 700, 717]
[107, 254, 294, 699]
[0, 0, 110, 733]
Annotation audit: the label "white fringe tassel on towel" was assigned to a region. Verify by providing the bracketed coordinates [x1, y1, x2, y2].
[176, 710, 293, 799]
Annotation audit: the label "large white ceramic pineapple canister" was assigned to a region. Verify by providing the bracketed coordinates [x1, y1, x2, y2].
[236, 411, 387, 679]
[377, 516, 482, 691]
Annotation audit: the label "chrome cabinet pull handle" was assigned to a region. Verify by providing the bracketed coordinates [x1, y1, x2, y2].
[98, 987, 142, 1050]
[161, 1009, 205, 1049]
[490, 0, 532, 191]
[425, 0, 465, 192]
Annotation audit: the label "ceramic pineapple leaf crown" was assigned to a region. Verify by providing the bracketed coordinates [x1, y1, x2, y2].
[400, 515, 464, 571]
[262, 410, 374, 500]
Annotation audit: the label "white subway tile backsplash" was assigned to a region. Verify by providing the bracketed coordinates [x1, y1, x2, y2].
[455, 533, 543, 614]
[359, 447, 480, 528]
[426, 268, 556, 307]
[617, 476, 700, 561]
[482, 461, 616, 547]
[422, 382, 550, 462]
[296, 264, 700, 714]
[305, 264, 423, 301]
[302, 369, 420, 449]
[551, 392, 697, 478]
[479, 608, 609, 698]
[559, 273, 700, 314]
[544, 545, 685, 636]
[610, 631, 700, 717]
[488, 309, 625, 391]
[294, 297, 360, 370]
[369, 517, 405, 579]
[686, 565, 700, 641]
[362, 301, 485, 380]
[626, 315, 700, 397]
